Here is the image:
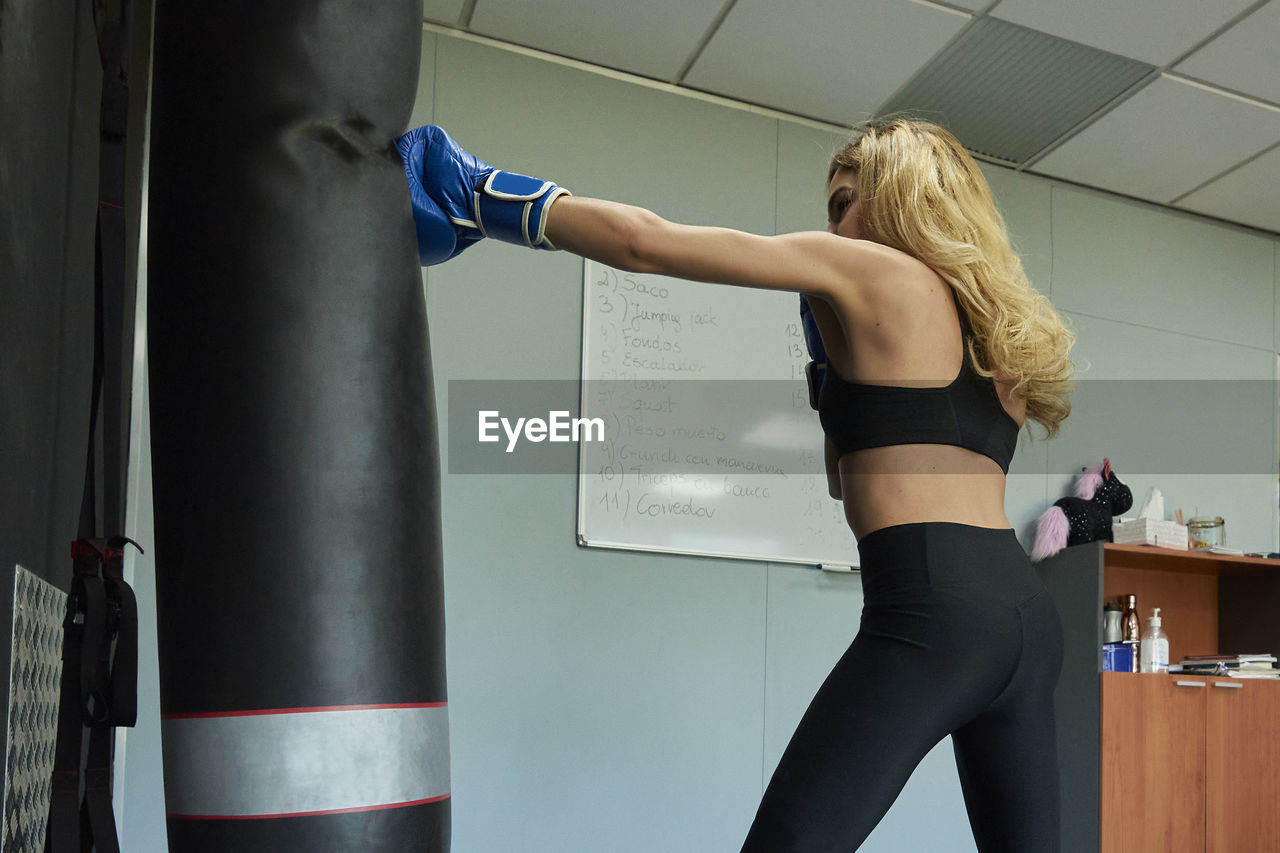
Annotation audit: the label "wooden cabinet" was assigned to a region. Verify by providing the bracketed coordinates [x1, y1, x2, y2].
[1038, 542, 1280, 853]
[1100, 674, 1205, 852]
[1206, 676, 1280, 852]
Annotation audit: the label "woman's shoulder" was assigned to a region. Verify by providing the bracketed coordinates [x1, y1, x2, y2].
[810, 237, 936, 292]
[845, 242, 948, 311]
[810, 236, 941, 315]
[815, 235, 926, 274]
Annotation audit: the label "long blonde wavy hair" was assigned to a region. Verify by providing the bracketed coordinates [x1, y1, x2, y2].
[829, 118, 1074, 439]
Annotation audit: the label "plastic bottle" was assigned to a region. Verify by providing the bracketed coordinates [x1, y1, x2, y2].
[1102, 603, 1122, 644]
[1140, 608, 1169, 674]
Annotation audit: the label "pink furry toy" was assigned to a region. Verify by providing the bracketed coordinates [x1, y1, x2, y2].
[1031, 458, 1133, 562]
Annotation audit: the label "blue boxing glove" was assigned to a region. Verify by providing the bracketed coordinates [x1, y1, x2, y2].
[397, 124, 571, 266]
[799, 295, 829, 410]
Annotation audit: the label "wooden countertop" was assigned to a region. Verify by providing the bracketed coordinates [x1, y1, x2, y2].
[1103, 543, 1280, 574]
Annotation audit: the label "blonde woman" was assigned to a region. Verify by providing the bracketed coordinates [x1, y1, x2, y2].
[401, 117, 1075, 851]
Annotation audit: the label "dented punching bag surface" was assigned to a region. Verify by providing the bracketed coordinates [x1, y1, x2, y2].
[147, 3, 448, 850]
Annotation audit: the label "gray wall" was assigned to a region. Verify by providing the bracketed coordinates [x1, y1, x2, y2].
[117, 28, 1280, 853]
[1, 0, 98, 593]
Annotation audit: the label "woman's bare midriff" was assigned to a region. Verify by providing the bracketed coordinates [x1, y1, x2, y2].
[838, 445, 1014, 541]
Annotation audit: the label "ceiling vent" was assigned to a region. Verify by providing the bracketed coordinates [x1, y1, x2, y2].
[878, 16, 1155, 165]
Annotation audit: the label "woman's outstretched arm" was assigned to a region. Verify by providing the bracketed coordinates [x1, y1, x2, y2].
[545, 195, 873, 304]
[400, 123, 888, 313]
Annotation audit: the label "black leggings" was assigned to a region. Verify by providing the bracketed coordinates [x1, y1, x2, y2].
[741, 522, 1064, 853]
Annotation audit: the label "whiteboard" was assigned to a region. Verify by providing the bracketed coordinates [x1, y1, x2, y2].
[576, 260, 860, 566]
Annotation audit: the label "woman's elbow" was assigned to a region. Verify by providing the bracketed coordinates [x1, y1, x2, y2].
[824, 439, 843, 501]
[827, 476, 843, 502]
[623, 209, 669, 274]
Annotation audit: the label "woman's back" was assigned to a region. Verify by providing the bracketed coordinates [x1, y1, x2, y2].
[807, 247, 1027, 539]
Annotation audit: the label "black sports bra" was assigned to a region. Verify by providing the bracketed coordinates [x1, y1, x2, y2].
[817, 301, 1020, 473]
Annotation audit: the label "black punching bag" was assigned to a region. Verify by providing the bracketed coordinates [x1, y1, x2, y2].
[147, 3, 449, 850]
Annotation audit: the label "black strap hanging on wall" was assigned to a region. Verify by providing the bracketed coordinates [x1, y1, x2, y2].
[45, 1, 139, 851]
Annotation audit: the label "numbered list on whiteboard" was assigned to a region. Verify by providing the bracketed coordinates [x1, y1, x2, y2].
[578, 260, 857, 565]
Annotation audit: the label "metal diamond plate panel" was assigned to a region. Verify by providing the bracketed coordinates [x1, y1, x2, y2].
[3, 567, 66, 853]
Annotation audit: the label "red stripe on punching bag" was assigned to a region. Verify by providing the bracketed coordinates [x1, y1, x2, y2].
[169, 796, 452, 822]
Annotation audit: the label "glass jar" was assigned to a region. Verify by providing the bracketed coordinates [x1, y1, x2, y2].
[1187, 516, 1225, 550]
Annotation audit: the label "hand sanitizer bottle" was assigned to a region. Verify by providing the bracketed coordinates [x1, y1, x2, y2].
[1140, 608, 1169, 674]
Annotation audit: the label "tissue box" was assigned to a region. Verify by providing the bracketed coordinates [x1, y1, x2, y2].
[1112, 518, 1188, 550]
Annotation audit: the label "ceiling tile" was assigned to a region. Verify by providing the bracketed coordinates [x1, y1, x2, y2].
[1175, 1, 1280, 106]
[684, 0, 969, 125]
[991, 0, 1256, 66]
[469, 0, 726, 81]
[1176, 144, 1280, 234]
[881, 17, 1153, 163]
[1032, 75, 1280, 203]
[423, 0, 466, 26]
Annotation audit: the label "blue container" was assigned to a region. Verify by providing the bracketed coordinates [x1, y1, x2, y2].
[1103, 642, 1135, 672]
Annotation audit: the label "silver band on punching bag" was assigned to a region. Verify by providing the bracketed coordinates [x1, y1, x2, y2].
[162, 704, 449, 819]
[147, 2, 448, 850]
